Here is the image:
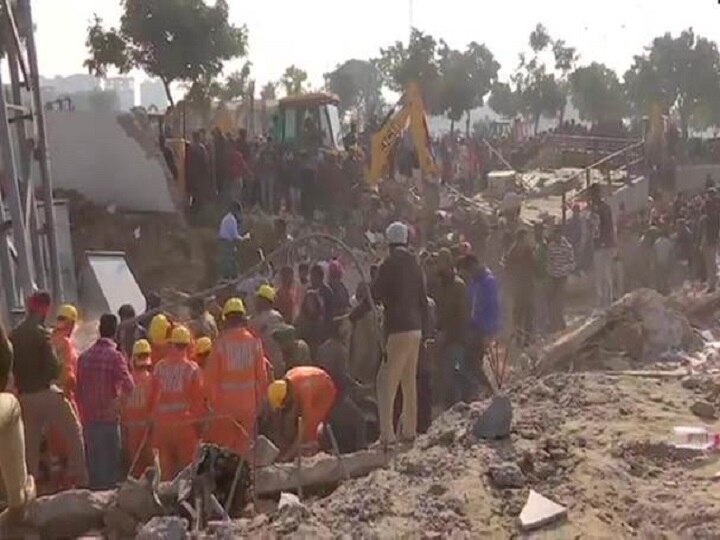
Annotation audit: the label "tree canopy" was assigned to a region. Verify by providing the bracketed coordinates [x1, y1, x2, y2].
[280, 65, 309, 96]
[84, 0, 247, 105]
[624, 28, 720, 138]
[324, 59, 384, 117]
[569, 62, 627, 124]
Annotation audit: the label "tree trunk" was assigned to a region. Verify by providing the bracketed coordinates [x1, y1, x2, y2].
[450, 119, 455, 136]
[160, 76, 174, 108]
[465, 111, 471, 136]
[557, 97, 567, 129]
[534, 113, 541, 135]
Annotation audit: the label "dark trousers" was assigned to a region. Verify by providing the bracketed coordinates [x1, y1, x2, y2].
[84, 421, 121, 490]
[547, 276, 567, 332]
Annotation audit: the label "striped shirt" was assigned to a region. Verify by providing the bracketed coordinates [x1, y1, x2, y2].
[546, 237, 576, 278]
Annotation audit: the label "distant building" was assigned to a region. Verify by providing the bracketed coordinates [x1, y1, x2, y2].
[105, 77, 135, 111]
[140, 79, 168, 111]
[40, 73, 101, 104]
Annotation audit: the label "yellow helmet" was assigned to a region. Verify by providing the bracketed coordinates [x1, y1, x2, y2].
[170, 325, 192, 346]
[267, 380, 288, 410]
[148, 314, 171, 345]
[57, 304, 78, 322]
[256, 284, 276, 303]
[196, 336, 212, 355]
[222, 297, 246, 318]
[132, 339, 152, 356]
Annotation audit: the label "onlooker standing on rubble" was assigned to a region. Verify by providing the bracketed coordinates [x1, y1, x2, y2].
[258, 136, 279, 213]
[504, 229, 536, 344]
[76, 314, 134, 489]
[327, 260, 351, 318]
[373, 222, 428, 447]
[0, 321, 36, 529]
[187, 131, 212, 211]
[116, 304, 146, 360]
[434, 248, 469, 407]
[275, 266, 298, 323]
[653, 224, 674, 294]
[187, 297, 219, 340]
[217, 201, 243, 280]
[589, 183, 615, 308]
[310, 263, 335, 331]
[11, 291, 88, 490]
[460, 254, 499, 392]
[701, 189, 720, 292]
[546, 225, 576, 332]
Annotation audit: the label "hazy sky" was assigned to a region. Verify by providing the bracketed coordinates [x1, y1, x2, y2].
[32, 0, 720, 88]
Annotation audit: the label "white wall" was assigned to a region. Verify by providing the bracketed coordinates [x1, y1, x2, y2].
[45, 111, 177, 212]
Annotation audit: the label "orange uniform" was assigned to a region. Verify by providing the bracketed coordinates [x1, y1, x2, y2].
[205, 326, 268, 457]
[121, 368, 153, 476]
[287, 366, 337, 443]
[48, 330, 79, 489]
[147, 352, 204, 480]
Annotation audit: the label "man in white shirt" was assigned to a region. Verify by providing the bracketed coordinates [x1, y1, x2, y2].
[218, 202, 243, 279]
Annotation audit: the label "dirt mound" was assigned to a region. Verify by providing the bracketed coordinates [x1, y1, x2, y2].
[222, 370, 720, 538]
[61, 190, 207, 294]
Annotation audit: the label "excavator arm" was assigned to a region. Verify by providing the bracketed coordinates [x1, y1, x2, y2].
[367, 82, 439, 186]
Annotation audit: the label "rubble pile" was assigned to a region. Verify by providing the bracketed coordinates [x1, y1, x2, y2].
[537, 288, 699, 373]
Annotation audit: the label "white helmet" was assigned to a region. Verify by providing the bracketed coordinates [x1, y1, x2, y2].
[385, 221, 409, 245]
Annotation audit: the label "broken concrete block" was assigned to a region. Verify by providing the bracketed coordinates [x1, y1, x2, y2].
[254, 435, 280, 467]
[136, 516, 188, 540]
[117, 477, 164, 522]
[27, 489, 114, 539]
[691, 400, 716, 420]
[471, 395, 512, 439]
[103, 505, 140, 537]
[519, 490, 567, 531]
[488, 462, 525, 488]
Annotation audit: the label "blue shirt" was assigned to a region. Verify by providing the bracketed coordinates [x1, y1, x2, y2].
[468, 269, 500, 337]
[218, 212, 241, 241]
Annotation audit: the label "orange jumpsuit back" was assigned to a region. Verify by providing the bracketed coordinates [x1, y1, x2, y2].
[205, 326, 268, 457]
[121, 368, 153, 476]
[286, 366, 337, 443]
[48, 330, 79, 488]
[147, 353, 204, 480]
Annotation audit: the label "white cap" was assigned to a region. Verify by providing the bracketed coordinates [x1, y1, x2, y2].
[385, 221, 409, 245]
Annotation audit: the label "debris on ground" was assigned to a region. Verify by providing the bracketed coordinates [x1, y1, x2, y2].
[519, 489, 568, 531]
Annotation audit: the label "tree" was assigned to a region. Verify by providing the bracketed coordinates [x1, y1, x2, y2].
[377, 28, 442, 111]
[569, 63, 627, 124]
[517, 65, 564, 133]
[625, 28, 720, 138]
[324, 59, 384, 117]
[260, 82, 277, 101]
[436, 41, 500, 133]
[84, 0, 248, 106]
[280, 65, 309, 96]
[488, 81, 522, 118]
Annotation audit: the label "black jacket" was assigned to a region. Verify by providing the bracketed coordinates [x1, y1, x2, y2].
[372, 247, 428, 335]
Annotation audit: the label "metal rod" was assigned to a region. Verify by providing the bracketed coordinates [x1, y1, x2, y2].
[20, 0, 63, 300]
[1, 0, 29, 88]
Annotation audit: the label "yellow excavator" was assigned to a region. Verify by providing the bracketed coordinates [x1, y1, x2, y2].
[367, 81, 439, 185]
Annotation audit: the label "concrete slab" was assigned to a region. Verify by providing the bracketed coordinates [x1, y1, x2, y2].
[519, 490, 567, 531]
[80, 251, 145, 317]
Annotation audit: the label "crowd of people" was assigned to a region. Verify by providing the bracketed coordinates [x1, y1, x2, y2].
[0, 217, 509, 527]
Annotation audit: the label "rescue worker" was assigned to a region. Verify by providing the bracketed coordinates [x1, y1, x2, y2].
[48, 304, 80, 490]
[147, 326, 204, 480]
[121, 340, 154, 477]
[193, 337, 213, 369]
[205, 298, 269, 458]
[148, 314, 172, 366]
[267, 366, 337, 461]
[249, 284, 284, 375]
[271, 324, 311, 371]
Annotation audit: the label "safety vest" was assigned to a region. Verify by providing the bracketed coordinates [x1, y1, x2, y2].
[206, 327, 268, 410]
[122, 369, 153, 427]
[286, 366, 336, 412]
[50, 330, 78, 397]
[148, 358, 203, 421]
